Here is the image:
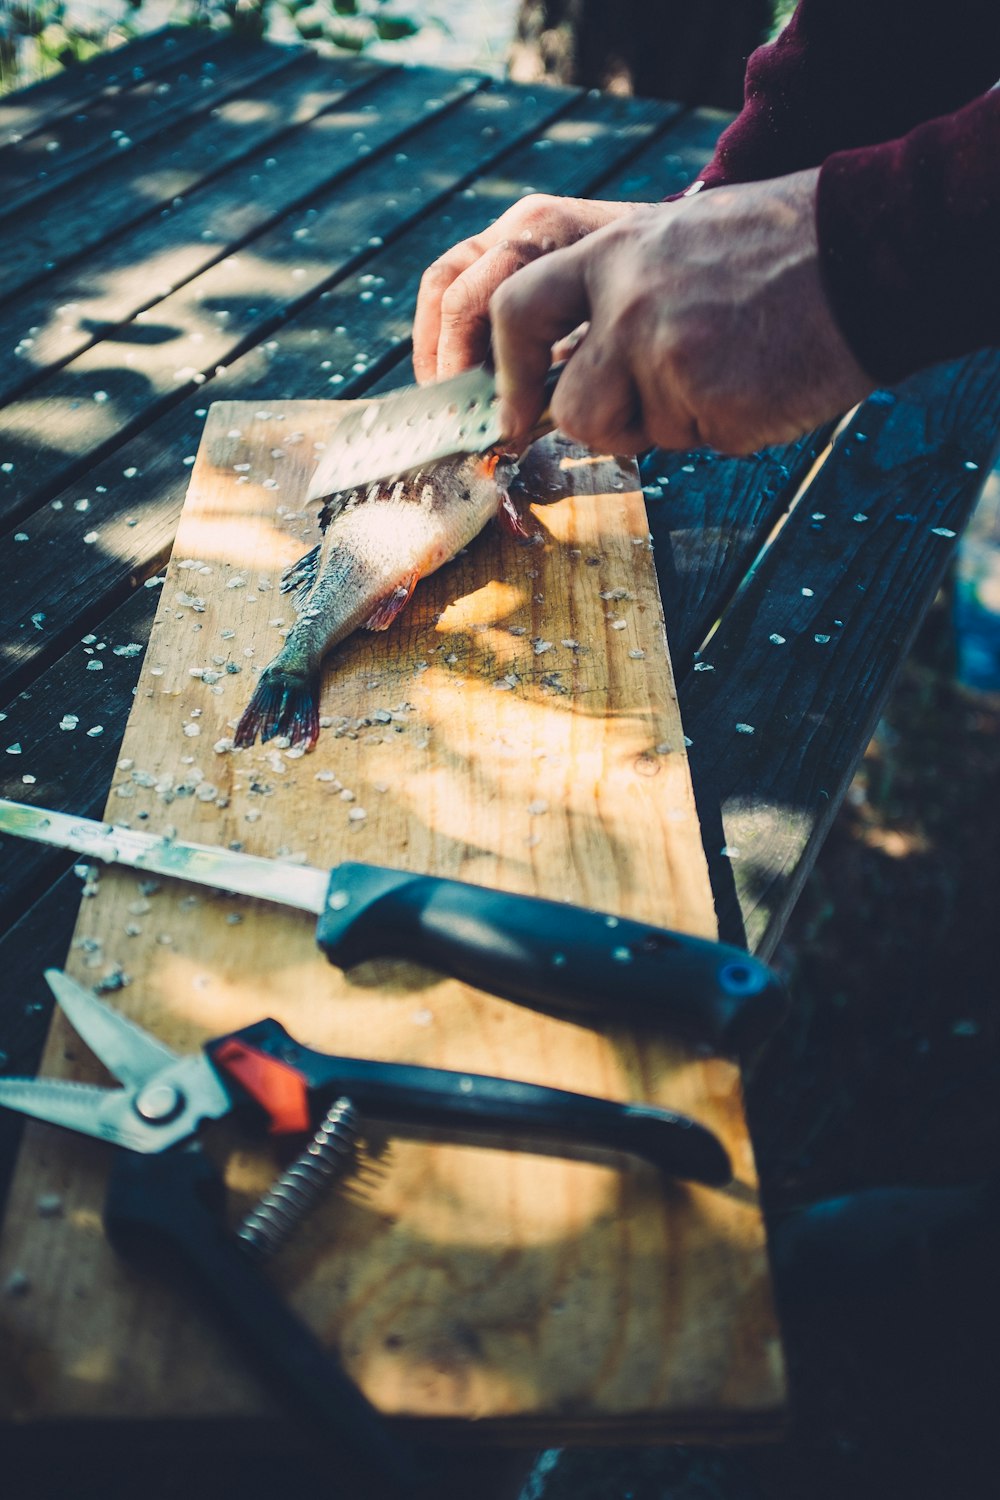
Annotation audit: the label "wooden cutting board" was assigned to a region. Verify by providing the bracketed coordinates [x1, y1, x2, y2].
[0, 401, 784, 1441]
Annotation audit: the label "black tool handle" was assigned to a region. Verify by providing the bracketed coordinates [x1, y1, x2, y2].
[105, 1145, 436, 1500]
[209, 1019, 732, 1186]
[316, 865, 785, 1054]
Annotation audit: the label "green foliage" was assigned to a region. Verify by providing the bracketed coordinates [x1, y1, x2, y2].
[1, 1, 131, 85]
[279, 0, 422, 52]
[0, 0, 424, 93]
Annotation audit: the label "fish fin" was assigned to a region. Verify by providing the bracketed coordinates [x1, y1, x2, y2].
[234, 667, 320, 751]
[362, 573, 419, 631]
[496, 489, 533, 540]
[280, 544, 321, 610]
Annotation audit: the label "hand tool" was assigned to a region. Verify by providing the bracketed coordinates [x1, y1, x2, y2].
[0, 971, 732, 1493]
[306, 363, 563, 501]
[0, 798, 786, 1054]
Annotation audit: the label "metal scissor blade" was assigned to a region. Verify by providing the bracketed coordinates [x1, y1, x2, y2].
[0, 1076, 130, 1145]
[45, 969, 178, 1089]
[0, 1053, 234, 1155]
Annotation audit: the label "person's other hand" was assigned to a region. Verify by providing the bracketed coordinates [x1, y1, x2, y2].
[491, 168, 875, 455]
[412, 194, 641, 382]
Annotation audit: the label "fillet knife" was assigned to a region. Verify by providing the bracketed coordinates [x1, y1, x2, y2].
[0, 798, 785, 1054]
[307, 364, 561, 500]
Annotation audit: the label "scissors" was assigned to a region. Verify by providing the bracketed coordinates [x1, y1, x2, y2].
[0, 970, 731, 1495]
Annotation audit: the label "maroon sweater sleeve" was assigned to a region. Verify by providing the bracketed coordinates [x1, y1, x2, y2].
[689, 1, 1000, 381]
[699, 0, 1000, 189]
[818, 88, 1000, 383]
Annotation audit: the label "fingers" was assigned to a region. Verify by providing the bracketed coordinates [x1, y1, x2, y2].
[491, 247, 592, 441]
[412, 240, 483, 383]
[549, 333, 651, 455]
[435, 241, 540, 378]
[412, 195, 621, 384]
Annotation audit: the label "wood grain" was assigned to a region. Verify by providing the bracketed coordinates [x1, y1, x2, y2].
[0, 402, 783, 1439]
[0, 26, 220, 153]
[680, 352, 1000, 955]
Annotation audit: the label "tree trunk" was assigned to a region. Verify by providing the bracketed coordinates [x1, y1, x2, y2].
[508, 0, 774, 111]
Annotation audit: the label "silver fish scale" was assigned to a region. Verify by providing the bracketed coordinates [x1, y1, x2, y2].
[307, 367, 503, 501]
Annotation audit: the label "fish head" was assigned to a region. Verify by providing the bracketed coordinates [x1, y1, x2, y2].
[473, 447, 520, 496]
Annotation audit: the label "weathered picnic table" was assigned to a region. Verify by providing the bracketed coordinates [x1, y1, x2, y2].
[1, 23, 999, 1498]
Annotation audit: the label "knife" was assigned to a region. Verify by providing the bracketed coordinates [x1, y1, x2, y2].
[307, 364, 562, 500]
[0, 799, 785, 1054]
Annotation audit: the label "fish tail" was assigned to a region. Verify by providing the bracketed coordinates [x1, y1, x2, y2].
[234, 665, 320, 751]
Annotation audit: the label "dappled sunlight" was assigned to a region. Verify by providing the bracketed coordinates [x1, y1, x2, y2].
[2, 392, 126, 452]
[171, 504, 308, 573]
[435, 579, 527, 630]
[393, 663, 686, 874]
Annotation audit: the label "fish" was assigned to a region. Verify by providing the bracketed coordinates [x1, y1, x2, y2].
[234, 449, 528, 750]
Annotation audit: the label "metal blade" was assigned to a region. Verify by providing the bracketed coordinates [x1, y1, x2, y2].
[45, 969, 177, 1090]
[0, 1076, 127, 1144]
[0, 1054, 233, 1155]
[0, 800, 329, 915]
[307, 366, 504, 499]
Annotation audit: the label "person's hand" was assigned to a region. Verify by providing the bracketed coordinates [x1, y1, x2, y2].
[412, 194, 641, 382]
[490, 168, 876, 455]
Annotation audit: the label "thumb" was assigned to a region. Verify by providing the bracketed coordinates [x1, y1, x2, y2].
[490, 246, 591, 440]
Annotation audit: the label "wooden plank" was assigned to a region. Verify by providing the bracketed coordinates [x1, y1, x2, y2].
[0, 35, 274, 218]
[0, 401, 782, 1441]
[678, 351, 1000, 955]
[0, 56, 391, 406]
[591, 104, 732, 200]
[0, 47, 376, 308]
[0, 27, 220, 150]
[0, 70, 546, 518]
[0, 585, 158, 926]
[644, 431, 832, 667]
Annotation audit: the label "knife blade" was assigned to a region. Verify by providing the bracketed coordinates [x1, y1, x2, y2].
[307, 364, 561, 500]
[0, 798, 786, 1054]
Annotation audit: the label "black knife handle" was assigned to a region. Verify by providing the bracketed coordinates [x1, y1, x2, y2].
[210, 1019, 732, 1186]
[316, 865, 785, 1054]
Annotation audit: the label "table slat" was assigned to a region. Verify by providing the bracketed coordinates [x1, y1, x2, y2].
[1, 45, 355, 307]
[0, 35, 276, 217]
[0, 26, 222, 151]
[680, 351, 1000, 954]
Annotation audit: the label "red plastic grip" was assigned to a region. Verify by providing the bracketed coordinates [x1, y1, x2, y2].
[212, 1037, 311, 1135]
